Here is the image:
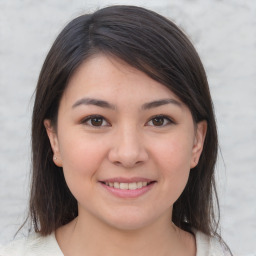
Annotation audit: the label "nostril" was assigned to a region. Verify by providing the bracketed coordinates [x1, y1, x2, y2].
[112, 159, 142, 168]
[113, 161, 122, 166]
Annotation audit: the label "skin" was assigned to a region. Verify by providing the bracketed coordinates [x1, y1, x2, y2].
[45, 54, 207, 256]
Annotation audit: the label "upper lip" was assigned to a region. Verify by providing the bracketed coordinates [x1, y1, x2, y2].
[99, 177, 155, 183]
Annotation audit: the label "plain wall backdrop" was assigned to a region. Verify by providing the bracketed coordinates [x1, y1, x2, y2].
[0, 0, 255, 255]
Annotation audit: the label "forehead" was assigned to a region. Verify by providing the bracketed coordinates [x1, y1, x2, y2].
[63, 54, 181, 104]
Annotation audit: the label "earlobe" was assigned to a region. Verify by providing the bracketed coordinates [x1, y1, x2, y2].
[44, 119, 63, 167]
[190, 120, 207, 169]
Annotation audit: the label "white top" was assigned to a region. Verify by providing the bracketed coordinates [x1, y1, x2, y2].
[0, 230, 228, 256]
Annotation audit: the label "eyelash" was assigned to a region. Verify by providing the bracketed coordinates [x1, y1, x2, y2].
[81, 115, 110, 127]
[81, 114, 175, 128]
[146, 115, 175, 127]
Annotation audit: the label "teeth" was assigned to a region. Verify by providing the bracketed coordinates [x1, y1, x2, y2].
[120, 183, 129, 189]
[105, 181, 150, 190]
[128, 182, 137, 190]
[114, 182, 119, 189]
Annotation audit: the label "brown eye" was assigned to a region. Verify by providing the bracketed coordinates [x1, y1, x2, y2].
[152, 117, 165, 126]
[147, 115, 173, 127]
[82, 115, 109, 127]
[91, 117, 103, 126]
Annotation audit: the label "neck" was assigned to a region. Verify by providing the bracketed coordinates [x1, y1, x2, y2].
[56, 210, 195, 256]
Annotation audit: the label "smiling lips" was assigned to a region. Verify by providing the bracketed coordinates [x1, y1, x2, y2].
[103, 181, 149, 190]
[100, 178, 156, 198]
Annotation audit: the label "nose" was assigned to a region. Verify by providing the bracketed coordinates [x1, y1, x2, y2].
[108, 125, 149, 168]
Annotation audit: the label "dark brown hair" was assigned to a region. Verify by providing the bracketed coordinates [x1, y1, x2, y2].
[29, 5, 221, 240]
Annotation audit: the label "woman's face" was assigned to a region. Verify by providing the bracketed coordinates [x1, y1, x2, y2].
[45, 54, 206, 231]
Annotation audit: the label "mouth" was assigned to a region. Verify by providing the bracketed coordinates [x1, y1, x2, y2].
[100, 181, 156, 190]
[99, 178, 156, 198]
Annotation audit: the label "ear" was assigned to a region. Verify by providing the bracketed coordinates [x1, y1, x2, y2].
[190, 120, 207, 169]
[44, 119, 63, 167]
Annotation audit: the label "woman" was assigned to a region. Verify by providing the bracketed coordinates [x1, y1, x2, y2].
[0, 5, 231, 255]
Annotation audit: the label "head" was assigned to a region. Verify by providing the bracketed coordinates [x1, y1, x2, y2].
[30, 5, 218, 236]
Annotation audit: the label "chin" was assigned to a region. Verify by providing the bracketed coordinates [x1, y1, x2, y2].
[102, 210, 158, 232]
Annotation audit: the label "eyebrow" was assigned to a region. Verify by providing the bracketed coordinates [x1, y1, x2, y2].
[141, 98, 182, 110]
[72, 97, 182, 110]
[72, 98, 116, 110]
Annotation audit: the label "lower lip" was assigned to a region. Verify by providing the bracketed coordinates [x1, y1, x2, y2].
[100, 182, 155, 198]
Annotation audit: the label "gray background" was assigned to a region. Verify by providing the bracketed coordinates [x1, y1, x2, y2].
[0, 0, 255, 255]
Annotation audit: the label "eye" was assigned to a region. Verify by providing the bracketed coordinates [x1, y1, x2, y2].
[146, 115, 174, 127]
[81, 115, 110, 127]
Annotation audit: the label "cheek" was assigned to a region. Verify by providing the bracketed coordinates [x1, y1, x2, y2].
[153, 135, 193, 171]
[150, 135, 193, 195]
[57, 133, 106, 192]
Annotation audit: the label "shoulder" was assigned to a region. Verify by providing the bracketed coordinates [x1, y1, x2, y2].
[0, 233, 63, 256]
[194, 230, 231, 256]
